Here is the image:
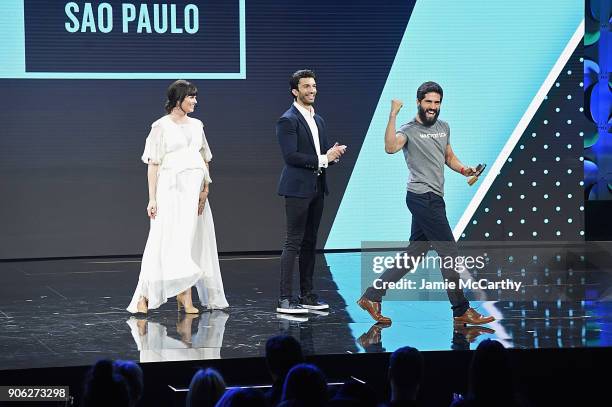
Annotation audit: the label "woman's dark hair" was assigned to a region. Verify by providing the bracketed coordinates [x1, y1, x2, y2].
[82, 359, 130, 407]
[282, 363, 328, 405]
[215, 387, 267, 407]
[289, 69, 316, 98]
[113, 360, 144, 407]
[186, 368, 226, 407]
[165, 79, 198, 113]
[416, 81, 443, 101]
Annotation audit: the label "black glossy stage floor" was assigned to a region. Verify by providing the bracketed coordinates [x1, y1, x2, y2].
[1, 248, 611, 371]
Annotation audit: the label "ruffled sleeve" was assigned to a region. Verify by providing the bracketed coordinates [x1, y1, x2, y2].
[141, 121, 164, 164]
[200, 123, 213, 184]
[200, 124, 213, 163]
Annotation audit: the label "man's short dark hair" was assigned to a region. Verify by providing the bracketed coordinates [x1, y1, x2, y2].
[389, 346, 424, 388]
[416, 81, 443, 102]
[265, 335, 304, 377]
[289, 69, 316, 96]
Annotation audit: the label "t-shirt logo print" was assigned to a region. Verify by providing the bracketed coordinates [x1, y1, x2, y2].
[418, 132, 447, 139]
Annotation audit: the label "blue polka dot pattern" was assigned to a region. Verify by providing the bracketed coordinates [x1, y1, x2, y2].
[461, 46, 586, 241]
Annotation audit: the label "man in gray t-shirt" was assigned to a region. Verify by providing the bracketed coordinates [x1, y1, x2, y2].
[400, 118, 450, 197]
[358, 81, 495, 326]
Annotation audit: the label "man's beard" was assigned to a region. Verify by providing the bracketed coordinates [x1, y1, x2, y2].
[418, 105, 440, 126]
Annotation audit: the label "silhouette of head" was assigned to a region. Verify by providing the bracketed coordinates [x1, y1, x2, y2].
[186, 367, 226, 407]
[282, 363, 328, 405]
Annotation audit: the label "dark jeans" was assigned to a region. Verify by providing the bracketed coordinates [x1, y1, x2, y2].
[280, 176, 324, 299]
[364, 191, 469, 317]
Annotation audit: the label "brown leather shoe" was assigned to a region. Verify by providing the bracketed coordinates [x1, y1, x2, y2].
[453, 308, 495, 325]
[454, 325, 496, 343]
[357, 297, 392, 325]
[357, 323, 389, 349]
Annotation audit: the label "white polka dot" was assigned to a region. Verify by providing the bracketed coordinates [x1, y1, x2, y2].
[567, 169, 572, 174]
[520, 194, 525, 200]
[497, 219, 502, 225]
[520, 219, 525, 224]
[473, 220, 478, 225]
[579, 181, 584, 186]
[579, 206, 584, 211]
[567, 119, 572, 124]
[556, 181, 561, 186]
[579, 82, 584, 87]
[508, 207, 513, 213]
[567, 194, 572, 199]
[520, 145, 525, 150]
[555, 157, 560, 162]
[567, 144, 572, 149]
[497, 194, 501, 200]
[532, 157, 537, 162]
[532, 132, 537, 137]
[567, 95, 572, 100]
[555, 82, 560, 87]
[508, 232, 513, 237]
[544, 120, 549, 124]
[555, 132, 560, 137]
[508, 182, 513, 187]
[508, 157, 513, 162]
[556, 231, 561, 236]
[544, 145, 549, 150]
[484, 207, 489, 212]
[544, 219, 549, 224]
[556, 206, 561, 211]
[520, 170, 525, 175]
[580, 157, 584, 161]
[567, 70, 572, 75]
[461, 233, 466, 238]
[531, 182, 537, 187]
[532, 206, 537, 212]
[579, 107, 584, 112]
[580, 231, 584, 236]
[532, 231, 538, 237]
[568, 218, 573, 223]
[544, 194, 549, 199]
[555, 108, 560, 112]
[485, 232, 490, 238]
[579, 131, 584, 136]
[544, 169, 548, 174]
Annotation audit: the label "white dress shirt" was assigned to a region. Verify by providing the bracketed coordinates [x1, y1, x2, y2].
[293, 101, 328, 169]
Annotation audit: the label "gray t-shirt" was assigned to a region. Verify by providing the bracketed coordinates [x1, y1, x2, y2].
[398, 119, 450, 197]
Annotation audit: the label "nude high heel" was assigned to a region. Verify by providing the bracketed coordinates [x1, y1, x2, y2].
[136, 297, 148, 314]
[177, 292, 199, 314]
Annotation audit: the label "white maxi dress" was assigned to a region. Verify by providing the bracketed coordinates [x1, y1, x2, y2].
[127, 115, 229, 313]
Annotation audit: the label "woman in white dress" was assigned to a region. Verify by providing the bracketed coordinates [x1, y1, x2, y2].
[127, 80, 229, 314]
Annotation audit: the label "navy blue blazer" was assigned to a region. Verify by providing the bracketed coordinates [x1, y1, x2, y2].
[277, 104, 332, 198]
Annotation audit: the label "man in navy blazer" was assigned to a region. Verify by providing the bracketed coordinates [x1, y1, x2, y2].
[276, 69, 346, 315]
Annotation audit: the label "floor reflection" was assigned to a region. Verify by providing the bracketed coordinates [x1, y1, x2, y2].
[126, 310, 229, 362]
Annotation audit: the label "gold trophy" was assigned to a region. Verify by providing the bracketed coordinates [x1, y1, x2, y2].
[467, 163, 486, 186]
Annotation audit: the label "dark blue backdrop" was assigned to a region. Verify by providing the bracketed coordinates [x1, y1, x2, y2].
[0, 0, 415, 258]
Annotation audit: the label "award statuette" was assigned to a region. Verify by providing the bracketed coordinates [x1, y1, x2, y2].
[467, 163, 486, 186]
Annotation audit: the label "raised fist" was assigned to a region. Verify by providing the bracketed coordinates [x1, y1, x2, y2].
[390, 99, 403, 116]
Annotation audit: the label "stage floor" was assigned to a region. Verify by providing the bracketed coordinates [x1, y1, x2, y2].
[1, 250, 611, 370]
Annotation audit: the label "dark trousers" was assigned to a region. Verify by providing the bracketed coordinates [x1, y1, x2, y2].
[364, 191, 470, 317]
[280, 176, 324, 299]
